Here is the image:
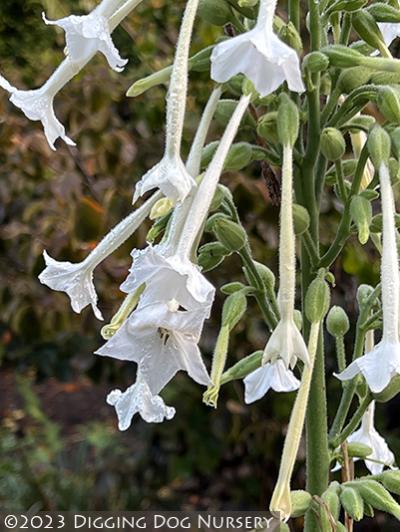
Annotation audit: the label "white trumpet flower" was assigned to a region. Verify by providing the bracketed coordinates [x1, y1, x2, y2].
[120, 246, 215, 313]
[107, 375, 176, 430]
[96, 299, 211, 387]
[333, 403, 395, 475]
[210, 0, 304, 97]
[336, 164, 400, 393]
[132, 0, 199, 204]
[39, 192, 161, 319]
[0, 0, 143, 148]
[244, 360, 300, 403]
[42, 0, 128, 72]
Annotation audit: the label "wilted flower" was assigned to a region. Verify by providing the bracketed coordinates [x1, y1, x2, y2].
[244, 359, 300, 403]
[107, 376, 176, 430]
[39, 193, 161, 319]
[132, 0, 199, 204]
[336, 163, 400, 393]
[210, 0, 304, 96]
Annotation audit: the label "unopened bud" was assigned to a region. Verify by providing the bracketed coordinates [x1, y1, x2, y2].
[377, 86, 400, 123]
[242, 79, 259, 101]
[290, 490, 312, 518]
[305, 271, 331, 323]
[340, 487, 364, 522]
[254, 261, 276, 291]
[320, 127, 346, 161]
[368, 126, 391, 169]
[222, 291, 247, 330]
[303, 51, 330, 74]
[321, 482, 341, 523]
[352, 11, 388, 53]
[293, 204, 311, 235]
[257, 112, 279, 143]
[350, 195, 372, 244]
[353, 480, 400, 519]
[277, 93, 300, 147]
[278, 22, 303, 53]
[391, 127, 400, 159]
[356, 283, 374, 308]
[321, 45, 364, 68]
[221, 350, 263, 384]
[198, 242, 229, 272]
[213, 218, 248, 251]
[198, 0, 234, 26]
[327, 0, 367, 13]
[205, 212, 230, 233]
[338, 67, 372, 93]
[347, 442, 373, 458]
[150, 197, 173, 220]
[224, 142, 254, 171]
[380, 470, 400, 496]
[326, 306, 350, 337]
[221, 281, 247, 295]
[146, 214, 170, 243]
[216, 99, 255, 128]
[210, 185, 226, 212]
[368, 3, 400, 23]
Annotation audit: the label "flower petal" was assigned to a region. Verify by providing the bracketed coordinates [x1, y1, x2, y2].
[244, 360, 299, 403]
[172, 336, 211, 386]
[39, 251, 103, 319]
[107, 378, 175, 430]
[263, 319, 309, 367]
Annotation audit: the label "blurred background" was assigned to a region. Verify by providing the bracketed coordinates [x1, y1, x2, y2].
[0, 0, 398, 529]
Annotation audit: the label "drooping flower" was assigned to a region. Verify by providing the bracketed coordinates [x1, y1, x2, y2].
[120, 246, 215, 313]
[39, 192, 161, 319]
[107, 375, 176, 430]
[0, 72, 76, 150]
[97, 299, 211, 386]
[244, 359, 300, 404]
[336, 402, 395, 475]
[336, 163, 400, 393]
[42, 1, 128, 72]
[210, 0, 305, 97]
[132, 0, 199, 204]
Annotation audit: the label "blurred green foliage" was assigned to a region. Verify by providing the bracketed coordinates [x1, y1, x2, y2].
[0, 0, 398, 524]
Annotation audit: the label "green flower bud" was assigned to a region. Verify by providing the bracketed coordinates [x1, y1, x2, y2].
[320, 127, 346, 161]
[335, 523, 347, 532]
[277, 93, 300, 147]
[380, 470, 400, 496]
[221, 281, 247, 295]
[340, 487, 364, 521]
[216, 99, 256, 128]
[257, 112, 279, 143]
[377, 86, 400, 123]
[353, 480, 400, 519]
[360, 189, 379, 201]
[321, 45, 364, 68]
[327, 0, 367, 14]
[221, 350, 263, 384]
[198, 242, 230, 272]
[326, 306, 350, 337]
[346, 114, 376, 132]
[290, 490, 312, 518]
[389, 157, 400, 183]
[213, 218, 248, 251]
[205, 212, 230, 233]
[210, 185, 226, 212]
[350, 195, 372, 244]
[305, 272, 331, 323]
[201, 141, 253, 171]
[150, 197, 173, 220]
[278, 22, 303, 53]
[293, 204, 311, 235]
[294, 309, 303, 331]
[198, 0, 234, 26]
[303, 51, 330, 74]
[242, 79, 259, 101]
[352, 11, 388, 53]
[368, 125, 391, 168]
[356, 283, 374, 308]
[222, 291, 247, 330]
[368, 2, 400, 23]
[322, 482, 341, 522]
[146, 214, 170, 244]
[338, 67, 372, 93]
[254, 261, 276, 291]
[347, 442, 373, 458]
[227, 0, 257, 18]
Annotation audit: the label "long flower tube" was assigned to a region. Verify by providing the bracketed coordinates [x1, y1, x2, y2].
[39, 191, 162, 320]
[263, 143, 309, 368]
[336, 161, 400, 393]
[0, 0, 144, 149]
[132, 0, 200, 204]
[269, 320, 321, 521]
[175, 94, 252, 258]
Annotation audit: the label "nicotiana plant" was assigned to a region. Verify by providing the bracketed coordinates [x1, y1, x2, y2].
[5, 0, 400, 528]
